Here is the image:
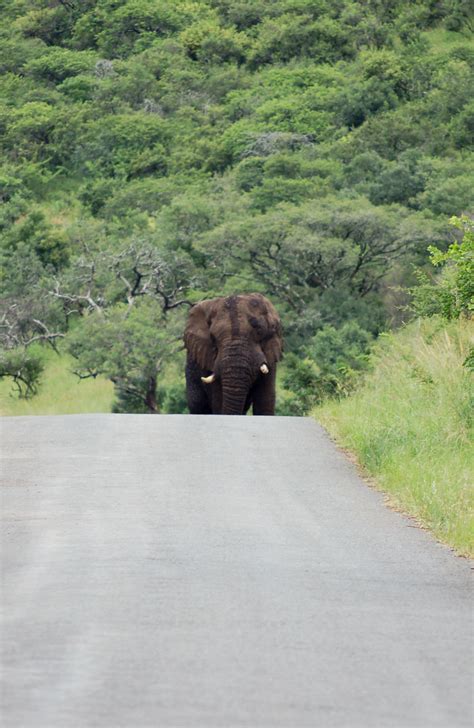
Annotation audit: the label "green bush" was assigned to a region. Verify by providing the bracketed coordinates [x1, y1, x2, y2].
[181, 21, 247, 64]
[99, 177, 179, 218]
[250, 176, 319, 210]
[278, 354, 323, 416]
[2, 102, 58, 158]
[4, 210, 69, 270]
[368, 152, 425, 205]
[307, 321, 372, 387]
[76, 113, 169, 177]
[280, 321, 373, 413]
[158, 382, 188, 414]
[0, 38, 45, 74]
[25, 48, 98, 82]
[75, 0, 202, 57]
[412, 216, 474, 320]
[13, 5, 74, 46]
[234, 157, 265, 191]
[420, 175, 474, 215]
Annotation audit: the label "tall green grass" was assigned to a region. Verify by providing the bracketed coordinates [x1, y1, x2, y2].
[0, 349, 113, 416]
[316, 317, 474, 556]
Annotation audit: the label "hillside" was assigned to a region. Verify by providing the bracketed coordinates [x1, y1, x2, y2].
[1, 0, 473, 410]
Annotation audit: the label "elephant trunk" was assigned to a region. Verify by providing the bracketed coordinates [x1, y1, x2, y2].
[219, 344, 254, 415]
[221, 379, 250, 415]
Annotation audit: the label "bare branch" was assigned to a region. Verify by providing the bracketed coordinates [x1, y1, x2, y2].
[72, 368, 102, 380]
[49, 280, 103, 315]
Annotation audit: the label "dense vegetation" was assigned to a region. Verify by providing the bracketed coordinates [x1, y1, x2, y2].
[1, 0, 473, 413]
[318, 216, 473, 555]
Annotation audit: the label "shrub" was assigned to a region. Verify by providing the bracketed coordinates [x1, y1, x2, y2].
[234, 157, 264, 191]
[99, 177, 179, 218]
[25, 49, 98, 82]
[4, 210, 69, 270]
[76, 113, 169, 177]
[279, 353, 324, 416]
[3, 102, 58, 157]
[306, 321, 372, 389]
[412, 216, 474, 320]
[77, 0, 202, 57]
[181, 22, 247, 64]
[280, 322, 372, 414]
[420, 175, 474, 216]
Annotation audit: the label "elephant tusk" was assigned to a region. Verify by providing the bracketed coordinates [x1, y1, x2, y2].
[201, 373, 216, 384]
[260, 364, 269, 374]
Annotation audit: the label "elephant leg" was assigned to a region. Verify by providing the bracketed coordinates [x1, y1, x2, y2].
[186, 359, 212, 414]
[242, 392, 252, 416]
[252, 369, 276, 416]
[188, 390, 212, 414]
[210, 385, 223, 415]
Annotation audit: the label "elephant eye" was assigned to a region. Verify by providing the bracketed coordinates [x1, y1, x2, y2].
[249, 316, 269, 337]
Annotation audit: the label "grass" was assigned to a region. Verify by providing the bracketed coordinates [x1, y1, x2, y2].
[0, 348, 114, 416]
[315, 317, 474, 557]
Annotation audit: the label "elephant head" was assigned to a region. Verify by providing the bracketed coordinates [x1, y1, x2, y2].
[184, 293, 283, 415]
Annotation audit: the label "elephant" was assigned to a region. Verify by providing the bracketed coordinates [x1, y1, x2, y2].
[184, 293, 283, 415]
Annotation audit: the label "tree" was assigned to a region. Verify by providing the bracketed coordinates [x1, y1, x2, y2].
[50, 241, 195, 411]
[68, 300, 181, 413]
[0, 347, 45, 399]
[0, 243, 65, 397]
[0, 297, 65, 399]
[199, 198, 440, 340]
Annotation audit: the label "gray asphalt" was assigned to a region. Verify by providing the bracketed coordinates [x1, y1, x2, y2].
[0, 414, 472, 728]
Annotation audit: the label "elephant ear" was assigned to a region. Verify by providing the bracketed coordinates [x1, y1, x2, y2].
[262, 301, 283, 365]
[249, 294, 283, 366]
[184, 299, 217, 371]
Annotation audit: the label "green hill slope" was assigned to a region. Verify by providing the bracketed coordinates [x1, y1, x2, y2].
[1, 1, 473, 410]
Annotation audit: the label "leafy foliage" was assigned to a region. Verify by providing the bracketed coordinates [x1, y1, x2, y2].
[68, 300, 180, 413]
[412, 216, 474, 320]
[0, 346, 44, 398]
[0, 0, 473, 409]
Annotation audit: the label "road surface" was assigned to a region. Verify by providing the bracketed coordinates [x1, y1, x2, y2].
[1, 414, 472, 727]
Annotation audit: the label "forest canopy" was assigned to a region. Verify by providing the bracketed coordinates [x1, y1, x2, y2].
[1, 0, 473, 412]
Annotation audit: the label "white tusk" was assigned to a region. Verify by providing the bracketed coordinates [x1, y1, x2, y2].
[201, 373, 216, 384]
[260, 364, 269, 374]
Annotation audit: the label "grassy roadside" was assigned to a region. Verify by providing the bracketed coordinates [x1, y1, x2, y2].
[0, 349, 113, 416]
[315, 317, 474, 557]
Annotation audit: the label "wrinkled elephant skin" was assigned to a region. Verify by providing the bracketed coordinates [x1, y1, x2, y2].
[184, 293, 283, 415]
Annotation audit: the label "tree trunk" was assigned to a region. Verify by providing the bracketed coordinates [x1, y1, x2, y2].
[144, 375, 159, 413]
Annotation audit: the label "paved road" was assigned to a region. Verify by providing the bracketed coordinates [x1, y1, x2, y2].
[1, 415, 472, 727]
